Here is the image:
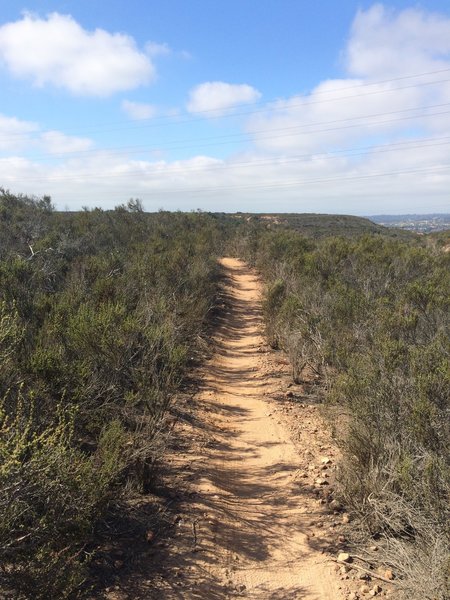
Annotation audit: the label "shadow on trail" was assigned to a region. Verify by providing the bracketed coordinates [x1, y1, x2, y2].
[118, 259, 335, 599]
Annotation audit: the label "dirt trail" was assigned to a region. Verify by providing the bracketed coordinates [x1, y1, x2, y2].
[134, 257, 344, 599]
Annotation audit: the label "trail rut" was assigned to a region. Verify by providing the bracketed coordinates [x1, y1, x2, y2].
[144, 258, 344, 599]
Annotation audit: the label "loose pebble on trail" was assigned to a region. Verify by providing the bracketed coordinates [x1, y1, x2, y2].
[109, 258, 345, 599]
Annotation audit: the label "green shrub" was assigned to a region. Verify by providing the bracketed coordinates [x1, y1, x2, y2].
[0, 191, 228, 597]
[243, 226, 450, 599]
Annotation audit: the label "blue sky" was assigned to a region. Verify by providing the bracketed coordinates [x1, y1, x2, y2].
[1, 1, 450, 213]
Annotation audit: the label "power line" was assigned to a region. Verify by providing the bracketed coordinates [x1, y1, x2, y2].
[11, 163, 450, 201]
[6, 101, 450, 162]
[65, 73, 450, 135]
[1, 67, 450, 143]
[121, 67, 450, 125]
[49, 67, 450, 128]
[4, 136, 450, 185]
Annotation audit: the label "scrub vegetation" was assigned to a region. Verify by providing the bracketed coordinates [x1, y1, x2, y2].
[241, 227, 449, 600]
[0, 191, 448, 599]
[0, 190, 230, 598]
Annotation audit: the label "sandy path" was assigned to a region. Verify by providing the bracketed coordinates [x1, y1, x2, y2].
[128, 258, 343, 600]
[140, 257, 343, 599]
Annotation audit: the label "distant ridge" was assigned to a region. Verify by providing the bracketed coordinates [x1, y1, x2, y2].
[238, 212, 412, 238]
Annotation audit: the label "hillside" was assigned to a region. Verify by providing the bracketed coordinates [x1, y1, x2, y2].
[231, 212, 416, 239]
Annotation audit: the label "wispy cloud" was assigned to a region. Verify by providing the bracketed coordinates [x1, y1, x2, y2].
[145, 41, 171, 57]
[121, 100, 158, 120]
[187, 82, 261, 116]
[0, 113, 39, 151]
[40, 131, 94, 154]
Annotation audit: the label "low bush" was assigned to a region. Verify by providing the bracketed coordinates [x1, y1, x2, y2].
[243, 228, 449, 599]
[0, 192, 228, 597]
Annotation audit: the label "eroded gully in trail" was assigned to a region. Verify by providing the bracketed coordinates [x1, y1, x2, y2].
[127, 258, 344, 599]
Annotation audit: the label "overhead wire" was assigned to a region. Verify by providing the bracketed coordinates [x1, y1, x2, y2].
[2, 66, 450, 205]
[4, 136, 450, 185]
[1, 66, 450, 143]
[17, 163, 450, 202]
[5, 101, 450, 163]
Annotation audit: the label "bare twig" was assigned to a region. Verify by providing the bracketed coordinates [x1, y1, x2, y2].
[192, 519, 198, 548]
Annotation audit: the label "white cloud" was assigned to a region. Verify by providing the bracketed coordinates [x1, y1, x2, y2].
[187, 82, 261, 115]
[0, 113, 39, 151]
[40, 131, 94, 154]
[0, 114, 94, 155]
[145, 41, 192, 61]
[246, 78, 423, 154]
[0, 156, 42, 183]
[121, 100, 158, 120]
[346, 4, 450, 78]
[0, 12, 154, 96]
[2, 133, 449, 214]
[2, 6, 450, 215]
[246, 5, 450, 154]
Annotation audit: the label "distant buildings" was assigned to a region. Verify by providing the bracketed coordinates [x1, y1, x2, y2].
[370, 214, 450, 233]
